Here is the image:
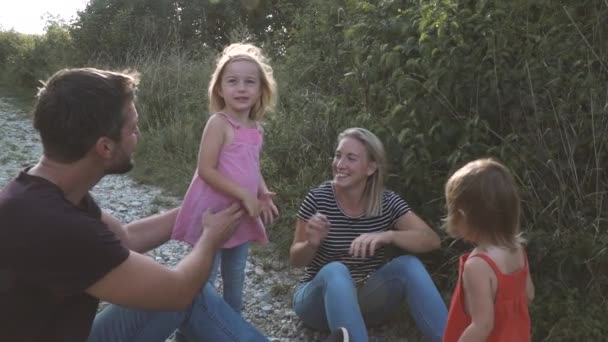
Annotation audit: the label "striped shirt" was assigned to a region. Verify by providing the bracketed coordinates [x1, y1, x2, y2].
[297, 181, 411, 284]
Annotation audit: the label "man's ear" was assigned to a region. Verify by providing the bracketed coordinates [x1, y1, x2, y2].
[94, 137, 115, 159]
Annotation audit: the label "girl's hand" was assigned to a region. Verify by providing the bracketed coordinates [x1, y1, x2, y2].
[259, 191, 279, 225]
[306, 213, 330, 247]
[241, 193, 261, 218]
[349, 231, 394, 258]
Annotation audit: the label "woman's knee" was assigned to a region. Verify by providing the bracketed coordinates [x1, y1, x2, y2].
[320, 261, 350, 277]
[389, 255, 432, 279]
[393, 254, 423, 267]
[319, 262, 355, 286]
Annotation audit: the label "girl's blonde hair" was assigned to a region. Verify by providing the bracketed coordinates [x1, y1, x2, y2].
[444, 158, 525, 249]
[337, 128, 387, 217]
[208, 43, 277, 120]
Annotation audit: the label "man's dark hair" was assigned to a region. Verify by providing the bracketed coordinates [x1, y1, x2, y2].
[33, 68, 140, 162]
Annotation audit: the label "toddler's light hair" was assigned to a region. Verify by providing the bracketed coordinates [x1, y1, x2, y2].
[445, 158, 525, 249]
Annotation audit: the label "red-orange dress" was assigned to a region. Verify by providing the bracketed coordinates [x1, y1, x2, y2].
[443, 252, 531, 342]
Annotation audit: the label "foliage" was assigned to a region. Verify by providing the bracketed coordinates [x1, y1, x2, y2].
[69, 0, 306, 64]
[0, 20, 75, 87]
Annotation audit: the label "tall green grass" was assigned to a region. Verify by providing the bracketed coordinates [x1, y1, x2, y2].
[122, 51, 215, 195]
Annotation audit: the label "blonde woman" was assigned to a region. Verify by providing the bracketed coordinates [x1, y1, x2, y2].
[290, 128, 447, 342]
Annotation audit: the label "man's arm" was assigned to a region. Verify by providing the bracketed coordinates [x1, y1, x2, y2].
[88, 205, 243, 311]
[102, 208, 179, 253]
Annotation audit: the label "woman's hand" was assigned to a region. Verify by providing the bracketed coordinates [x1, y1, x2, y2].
[349, 231, 394, 258]
[259, 191, 279, 225]
[306, 213, 330, 247]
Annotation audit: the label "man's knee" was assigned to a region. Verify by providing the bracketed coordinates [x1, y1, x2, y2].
[192, 283, 219, 307]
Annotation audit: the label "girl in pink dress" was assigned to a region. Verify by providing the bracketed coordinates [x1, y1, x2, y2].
[171, 43, 279, 314]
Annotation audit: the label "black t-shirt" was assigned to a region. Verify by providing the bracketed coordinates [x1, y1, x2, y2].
[0, 169, 130, 342]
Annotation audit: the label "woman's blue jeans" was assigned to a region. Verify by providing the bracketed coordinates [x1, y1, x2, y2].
[293, 255, 447, 342]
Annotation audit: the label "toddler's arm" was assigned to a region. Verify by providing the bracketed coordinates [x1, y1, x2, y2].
[526, 267, 535, 303]
[459, 257, 495, 342]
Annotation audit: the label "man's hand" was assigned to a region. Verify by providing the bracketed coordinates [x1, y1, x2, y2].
[199, 204, 244, 250]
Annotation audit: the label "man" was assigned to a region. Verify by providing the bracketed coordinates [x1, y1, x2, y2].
[0, 68, 268, 341]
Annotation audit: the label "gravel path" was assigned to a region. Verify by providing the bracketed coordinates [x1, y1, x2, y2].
[0, 96, 419, 342]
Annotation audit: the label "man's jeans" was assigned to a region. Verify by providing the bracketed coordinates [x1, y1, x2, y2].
[88, 283, 268, 342]
[293, 255, 448, 342]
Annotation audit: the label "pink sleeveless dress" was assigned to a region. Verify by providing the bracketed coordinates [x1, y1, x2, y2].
[171, 112, 269, 248]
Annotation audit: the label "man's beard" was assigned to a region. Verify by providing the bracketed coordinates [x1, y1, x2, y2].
[105, 150, 134, 175]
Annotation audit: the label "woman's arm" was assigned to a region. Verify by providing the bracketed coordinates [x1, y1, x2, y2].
[390, 211, 441, 253]
[349, 212, 440, 257]
[289, 216, 327, 267]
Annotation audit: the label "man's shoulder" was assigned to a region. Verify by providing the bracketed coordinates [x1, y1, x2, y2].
[0, 177, 103, 241]
[0, 176, 56, 221]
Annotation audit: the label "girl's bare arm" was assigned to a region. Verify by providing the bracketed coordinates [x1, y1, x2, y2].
[458, 257, 496, 341]
[197, 114, 249, 201]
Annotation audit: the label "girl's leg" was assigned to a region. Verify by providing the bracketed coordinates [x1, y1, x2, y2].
[207, 250, 222, 289]
[293, 262, 369, 342]
[220, 243, 249, 313]
[358, 255, 447, 342]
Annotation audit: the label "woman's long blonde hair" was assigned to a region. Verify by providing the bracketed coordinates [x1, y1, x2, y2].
[208, 43, 277, 120]
[337, 128, 387, 217]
